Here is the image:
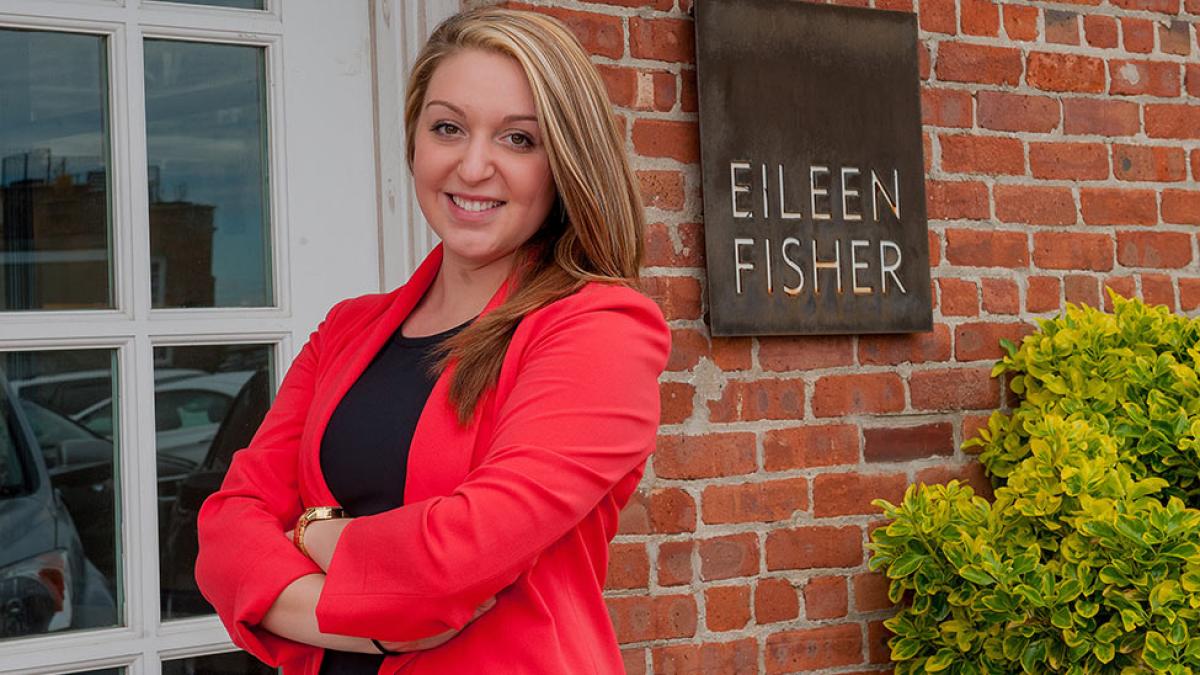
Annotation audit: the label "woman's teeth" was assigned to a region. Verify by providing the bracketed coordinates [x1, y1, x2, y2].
[450, 195, 503, 212]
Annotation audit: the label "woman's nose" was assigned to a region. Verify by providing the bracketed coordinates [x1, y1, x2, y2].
[456, 136, 496, 184]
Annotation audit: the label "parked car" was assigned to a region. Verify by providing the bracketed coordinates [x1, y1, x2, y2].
[11, 368, 204, 418]
[0, 374, 115, 639]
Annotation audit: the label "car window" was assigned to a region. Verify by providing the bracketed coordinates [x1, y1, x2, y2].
[155, 391, 231, 432]
[78, 403, 115, 439]
[0, 396, 32, 499]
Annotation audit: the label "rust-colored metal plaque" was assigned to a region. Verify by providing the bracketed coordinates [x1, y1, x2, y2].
[695, 0, 932, 336]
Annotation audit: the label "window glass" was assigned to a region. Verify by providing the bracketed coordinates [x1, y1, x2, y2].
[163, 651, 276, 675]
[157, 0, 266, 9]
[0, 29, 112, 311]
[157, 344, 272, 620]
[0, 350, 119, 640]
[144, 40, 272, 308]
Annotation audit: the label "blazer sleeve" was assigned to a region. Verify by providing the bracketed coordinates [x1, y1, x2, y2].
[194, 300, 348, 666]
[314, 287, 670, 641]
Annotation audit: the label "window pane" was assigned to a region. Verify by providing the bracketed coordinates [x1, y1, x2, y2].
[144, 41, 272, 308]
[0, 350, 119, 640]
[157, 0, 266, 9]
[71, 670, 122, 675]
[157, 344, 272, 620]
[0, 30, 112, 311]
[163, 651, 275, 675]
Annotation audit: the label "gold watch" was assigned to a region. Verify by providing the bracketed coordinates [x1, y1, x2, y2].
[295, 506, 345, 559]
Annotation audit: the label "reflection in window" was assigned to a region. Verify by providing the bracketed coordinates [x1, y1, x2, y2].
[157, 344, 273, 620]
[157, 0, 266, 9]
[163, 651, 276, 675]
[144, 40, 272, 308]
[0, 350, 118, 640]
[0, 29, 112, 311]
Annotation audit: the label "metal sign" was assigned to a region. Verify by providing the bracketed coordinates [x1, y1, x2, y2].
[695, 0, 932, 336]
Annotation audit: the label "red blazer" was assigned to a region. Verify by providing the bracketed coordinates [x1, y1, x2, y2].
[194, 245, 670, 674]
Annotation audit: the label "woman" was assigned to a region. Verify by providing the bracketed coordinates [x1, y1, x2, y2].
[194, 7, 669, 675]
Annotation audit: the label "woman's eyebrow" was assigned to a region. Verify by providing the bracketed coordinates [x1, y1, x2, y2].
[425, 99, 538, 125]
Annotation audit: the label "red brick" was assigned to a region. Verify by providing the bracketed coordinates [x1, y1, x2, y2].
[629, 16, 694, 63]
[1141, 273, 1177, 310]
[765, 525, 863, 570]
[1113, 145, 1187, 182]
[756, 578, 800, 624]
[1121, 17, 1155, 54]
[652, 639, 758, 675]
[863, 422, 954, 462]
[641, 275, 702, 320]
[606, 543, 649, 590]
[1188, 64, 1200, 97]
[650, 488, 697, 534]
[579, 0, 673, 9]
[1180, 278, 1200, 311]
[813, 472, 908, 517]
[1044, 10, 1080, 44]
[648, 221, 703, 269]
[1027, 52, 1105, 93]
[859, 323, 952, 365]
[854, 572, 893, 612]
[655, 433, 756, 480]
[1118, 231, 1194, 268]
[679, 68, 697, 113]
[710, 337, 752, 371]
[618, 489, 650, 535]
[910, 366, 1003, 409]
[1002, 4, 1039, 40]
[868, 619, 893, 664]
[1064, 98, 1140, 136]
[657, 540, 693, 587]
[758, 336, 854, 371]
[705, 586, 751, 632]
[666, 328, 706, 372]
[699, 533, 760, 581]
[1027, 276, 1062, 312]
[708, 378, 805, 422]
[763, 424, 860, 471]
[632, 119, 699, 163]
[597, 64, 634, 109]
[1147, 105, 1200, 139]
[1033, 231, 1115, 271]
[1064, 274, 1101, 307]
[765, 624, 864, 673]
[607, 594, 697, 643]
[524, 5, 624, 59]
[945, 229, 1029, 268]
[702, 478, 808, 525]
[995, 184, 1078, 225]
[962, 414, 992, 451]
[622, 649, 646, 675]
[1164, 190, 1200, 224]
[919, 0, 957, 33]
[804, 576, 849, 620]
[1192, 150, 1200, 181]
[940, 135, 1024, 175]
[878, 0, 915, 9]
[960, 0, 1000, 35]
[1103, 276, 1137, 310]
[922, 88, 973, 128]
[660, 382, 694, 425]
[982, 277, 1020, 314]
[1028, 142, 1107, 180]
[1084, 14, 1118, 47]
[977, 91, 1060, 133]
[812, 373, 905, 417]
[929, 230, 942, 266]
[938, 278, 980, 316]
[1081, 188, 1159, 226]
[1109, 59, 1182, 97]
[1112, 0, 1180, 13]
[955, 322, 1035, 361]
[936, 43, 1023, 86]
[638, 170, 685, 212]
[1161, 20, 1193, 55]
[926, 180, 989, 220]
[1183, 0, 1198, 12]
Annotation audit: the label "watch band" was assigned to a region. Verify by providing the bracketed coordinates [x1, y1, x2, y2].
[372, 639, 401, 656]
[294, 506, 346, 559]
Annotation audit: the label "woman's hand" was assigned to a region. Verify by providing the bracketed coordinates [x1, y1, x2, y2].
[376, 596, 497, 653]
[287, 518, 353, 571]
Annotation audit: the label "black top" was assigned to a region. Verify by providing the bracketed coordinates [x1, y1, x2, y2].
[317, 319, 469, 675]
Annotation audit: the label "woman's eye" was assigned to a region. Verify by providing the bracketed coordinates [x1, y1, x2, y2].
[432, 122, 461, 136]
[506, 132, 535, 148]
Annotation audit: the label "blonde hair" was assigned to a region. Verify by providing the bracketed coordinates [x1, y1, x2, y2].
[404, 7, 645, 423]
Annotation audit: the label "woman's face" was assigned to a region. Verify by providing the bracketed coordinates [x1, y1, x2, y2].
[412, 48, 557, 273]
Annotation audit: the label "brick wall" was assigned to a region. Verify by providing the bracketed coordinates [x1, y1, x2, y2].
[481, 0, 1199, 671]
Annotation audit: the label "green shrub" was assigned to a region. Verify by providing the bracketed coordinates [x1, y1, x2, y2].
[869, 294, 1200, 674]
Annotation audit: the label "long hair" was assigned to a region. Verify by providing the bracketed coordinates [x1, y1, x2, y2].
[404, 7, 645, 424]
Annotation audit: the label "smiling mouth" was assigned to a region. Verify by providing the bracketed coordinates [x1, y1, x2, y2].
[448, 194, 505, 212]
